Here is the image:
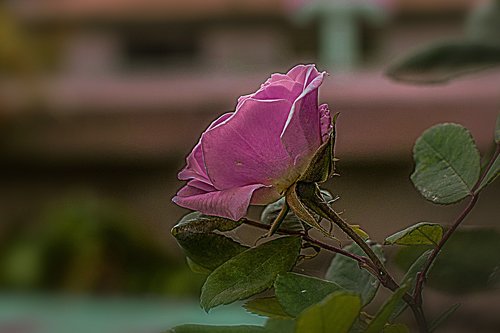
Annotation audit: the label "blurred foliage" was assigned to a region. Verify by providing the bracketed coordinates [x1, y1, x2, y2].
[387, 0, 500, 84]
[0, 196, 204, 296]
[394, 229, 500, 294]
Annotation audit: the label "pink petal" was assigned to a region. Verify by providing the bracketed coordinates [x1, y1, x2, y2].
[178, 113, 233, 182]
[280, 70, 325, 166]
[202, 98, 295, 190]
[173, 183, 267, 220]
[286, 64, 321, 84]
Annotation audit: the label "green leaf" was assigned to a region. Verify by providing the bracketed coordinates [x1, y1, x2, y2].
[411, 123, 481, 204]
[295, 292, 361, 333]
[364, 284, 411, 333]
[325, 243, 384, 306]
[274, 272, 344, 317]
[264, 318, 295, 333]
[172, 212, 248, 271]
[391, 250, 432, 320]
[200, 236, 302, 311]
[385, 222, 443, 246]
[261, 198, 303, 232]
[429, 304, 460, 332]
[386, 41, 500, 84]
[383, 323, 410, 333]
[176, 233, 248, 272]
[167, 325, 266, 333]
[172, 212, 243, 234]
[243, 297, 292, 319]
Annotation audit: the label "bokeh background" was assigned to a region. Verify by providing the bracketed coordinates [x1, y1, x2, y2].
[0, 0, 499, 332]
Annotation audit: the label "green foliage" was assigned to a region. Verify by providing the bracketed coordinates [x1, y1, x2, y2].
[395, 229, 500, 294]
[172, 212, 248, 272]
[364, 284, 410, 333]
[385, 223, 443, 246]
[200, 237, 301, 311]
[387, 0, 500, 84]
[478, 154, 500, 191]
[429, 304, 460, 332]
[274, 272, 343, 317]
[386, 41, 500, 84]
[295, 292, 361, 333]
[243, 297, 292, 320]
[325, 243, 384, 305]
[391, 250, 432, 320]
[261, 198, 304, 232]
[411, 123, 481, 204]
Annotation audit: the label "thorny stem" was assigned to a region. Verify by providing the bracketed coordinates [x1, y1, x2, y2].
[309, 199, 429, 332]
[241, 218, 373, 269]
[413, 143, 500, 306]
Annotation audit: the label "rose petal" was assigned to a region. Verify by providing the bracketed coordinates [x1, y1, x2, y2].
[280, 69, 325, 166]
[173, 183, 266, 220]
[178, 112, 233, 182]
[202, 98, 295, 190]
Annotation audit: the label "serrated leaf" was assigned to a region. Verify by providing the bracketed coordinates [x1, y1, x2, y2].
[383, 323, 410, 333]
[325, 243, 384, 306]
[200, 236, 302, 311]
[386, 41, 500, 84]
[385, 223, 443, 246]
[364, 284, 411, 333]
[186, 257, 211, 274]
[243, 297, 292, 320]
[430, 304, 460, 332]
[274, 272, 344, 317]
[295, 292, 361, 333]
[411, 123, 481, 204]
[167, 325, 266, 333]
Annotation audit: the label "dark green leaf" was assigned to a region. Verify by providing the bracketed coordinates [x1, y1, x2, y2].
[261, 198, 303, 232]
[385, 223, 443, 246]
[172, 212, 248, 271]
[243, 297, 292, 319]
[295, 292, 361, 333]
[200, 236, 302, 311]
[386, 41, 500, 84]
[172, 212, 242, 235]
[176, 233, 248, 271]
[325, 243, 384, 306]
[274, 272, 343, 317]
[383, 323, 410, 333]
[391, 250, 432, 320]
[429, 304, 460, 332]
[364, 284, 411, 333]
[167, 325, 266, 333]
[411, 123, 481, 204]
[264, 318, 295, 333]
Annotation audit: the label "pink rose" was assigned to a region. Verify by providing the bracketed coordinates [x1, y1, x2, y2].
[173, 64, 332, 220]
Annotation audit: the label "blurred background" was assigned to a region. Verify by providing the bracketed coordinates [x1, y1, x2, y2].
[0, 0, 499, 332]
